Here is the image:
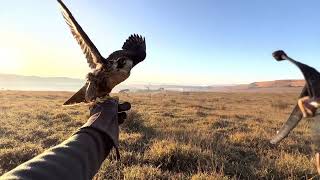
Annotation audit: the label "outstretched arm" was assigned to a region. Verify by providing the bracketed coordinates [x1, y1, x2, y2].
[1, 98, 130, 180]
[1, 129, 113, 180]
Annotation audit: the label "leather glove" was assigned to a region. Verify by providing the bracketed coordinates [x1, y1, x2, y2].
[81, 97, 131, 159]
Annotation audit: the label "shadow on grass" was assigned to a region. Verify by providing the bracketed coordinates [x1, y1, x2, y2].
[120, 110, 157, 156]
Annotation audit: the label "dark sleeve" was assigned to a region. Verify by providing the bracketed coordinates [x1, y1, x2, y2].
[1, 128, 113, 180]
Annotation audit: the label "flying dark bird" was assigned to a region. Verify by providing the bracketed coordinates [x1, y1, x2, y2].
[57, 0, 146, 105]
[270, 50, 320, 144]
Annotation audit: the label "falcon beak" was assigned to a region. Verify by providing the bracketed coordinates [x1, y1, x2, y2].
[124, 59, 134, 71]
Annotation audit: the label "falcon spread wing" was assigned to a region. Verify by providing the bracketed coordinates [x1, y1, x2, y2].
[105, 34, 146, 66]
[57, 0, 104, 69]
[122, 34, 146, 52]
[287, 60, 320, 98]
[271, 50, 320, 144]
[273, 50, 320, 98]
[122, 34, 146, 65]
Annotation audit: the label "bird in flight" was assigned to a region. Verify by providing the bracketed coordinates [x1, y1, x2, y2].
[57, 0, 146, 105]
[270, 50, 320, 144]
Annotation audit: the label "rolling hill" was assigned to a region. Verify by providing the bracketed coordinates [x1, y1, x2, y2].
[0, 74, 305, 93]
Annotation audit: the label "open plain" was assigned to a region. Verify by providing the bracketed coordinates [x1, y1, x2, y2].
[0, 90, 318, 179]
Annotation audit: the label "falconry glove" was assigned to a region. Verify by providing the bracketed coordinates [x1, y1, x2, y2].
[80, 97, 131, 159]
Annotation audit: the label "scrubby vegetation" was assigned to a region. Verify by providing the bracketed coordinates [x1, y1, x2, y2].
[0, 91, 319, 179]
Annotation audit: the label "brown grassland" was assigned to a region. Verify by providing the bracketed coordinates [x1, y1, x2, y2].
[0, 90, 319, 179]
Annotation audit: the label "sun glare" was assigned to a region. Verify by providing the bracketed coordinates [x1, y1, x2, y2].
[0, 48, 22, 74]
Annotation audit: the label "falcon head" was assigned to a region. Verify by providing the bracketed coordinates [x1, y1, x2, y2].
[84, 34, 146, 102]
[99, 34, 146, 87]
[107, 34, 146, 70]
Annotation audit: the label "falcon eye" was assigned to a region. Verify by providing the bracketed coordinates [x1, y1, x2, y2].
[117, 57, 126, 68]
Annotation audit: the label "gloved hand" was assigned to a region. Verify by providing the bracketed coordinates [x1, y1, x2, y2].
[81, 97, 131, 158]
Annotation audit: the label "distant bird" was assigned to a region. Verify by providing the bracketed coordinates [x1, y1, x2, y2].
[57, 0, 146, 105]
[270, 50, 320, 144]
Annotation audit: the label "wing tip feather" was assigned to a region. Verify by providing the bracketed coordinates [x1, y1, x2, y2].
[122, 34, 146, 52]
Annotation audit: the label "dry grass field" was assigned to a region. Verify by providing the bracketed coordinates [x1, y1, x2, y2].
[0, 90, 319, 179]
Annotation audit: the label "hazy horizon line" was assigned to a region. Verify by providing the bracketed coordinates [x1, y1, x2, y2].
[0, 73, 304, 87]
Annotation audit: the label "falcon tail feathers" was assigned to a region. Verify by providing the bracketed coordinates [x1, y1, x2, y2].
[63, 85, 87, 105]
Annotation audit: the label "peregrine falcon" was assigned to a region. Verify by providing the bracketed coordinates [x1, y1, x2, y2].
[57, 0, 146, 105]
[270, 50, 320, 144]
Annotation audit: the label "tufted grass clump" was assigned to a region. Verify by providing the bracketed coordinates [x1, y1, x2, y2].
[123, 165, 167, 180]
[144, 140, 211, 173]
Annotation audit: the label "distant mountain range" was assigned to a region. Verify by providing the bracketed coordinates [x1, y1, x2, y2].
[212, 80, 305, 93]
[0, 74, 85, 91]
[0, 74, 305, 93]
[249, 80, 305, 88]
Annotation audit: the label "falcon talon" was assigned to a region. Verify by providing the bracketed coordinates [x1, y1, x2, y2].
[95, 95, 113, 103]
[57, 0, 146, 105]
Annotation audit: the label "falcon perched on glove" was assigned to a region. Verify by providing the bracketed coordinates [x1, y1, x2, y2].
[57, 0, 146, 105]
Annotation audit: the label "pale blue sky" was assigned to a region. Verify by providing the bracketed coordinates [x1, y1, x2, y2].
[0, 0, 320, 85]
